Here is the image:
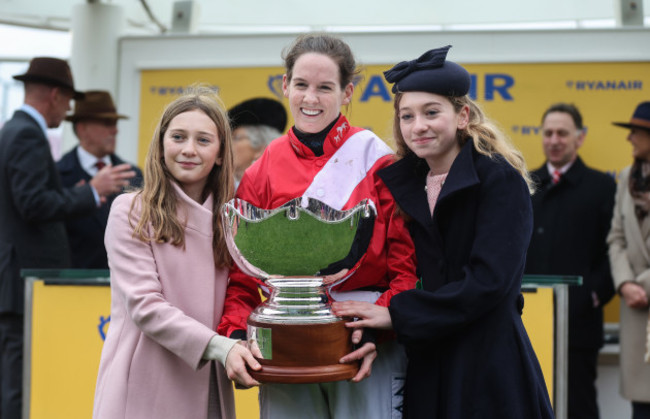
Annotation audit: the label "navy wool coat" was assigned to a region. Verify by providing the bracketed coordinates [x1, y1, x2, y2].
[378, 140, 554, 419]
[57, 147, 143, 269]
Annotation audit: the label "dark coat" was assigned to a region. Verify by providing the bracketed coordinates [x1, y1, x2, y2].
[56, 147, 143, 269]
[525, 157, 615, 349]
[0, 110, 96, 314]
[378, 140, 553, 419]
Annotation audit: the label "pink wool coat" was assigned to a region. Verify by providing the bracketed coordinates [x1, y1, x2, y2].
[93, 183, 235, 419]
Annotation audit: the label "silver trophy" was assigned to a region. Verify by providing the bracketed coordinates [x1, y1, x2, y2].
[222, 197, 376, 383]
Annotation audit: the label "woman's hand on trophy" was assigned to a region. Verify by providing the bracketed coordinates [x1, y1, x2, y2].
[331, 301, 393, 330]
[225, 341, 261, 388]
[339, 338, 377, 383]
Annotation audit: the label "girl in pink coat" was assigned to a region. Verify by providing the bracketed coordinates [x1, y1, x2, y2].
[93, 86, 260, 419]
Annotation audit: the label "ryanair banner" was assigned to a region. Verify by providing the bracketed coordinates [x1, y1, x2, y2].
[138, 62, 648, 178]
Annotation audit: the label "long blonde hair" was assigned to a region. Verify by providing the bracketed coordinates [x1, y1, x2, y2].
[392, 93, 534, 193]
[131, 85, 235, 267]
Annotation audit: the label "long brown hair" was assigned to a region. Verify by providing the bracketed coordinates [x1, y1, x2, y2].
[392, 92, 534, 193]
[131, 85, 234, 267]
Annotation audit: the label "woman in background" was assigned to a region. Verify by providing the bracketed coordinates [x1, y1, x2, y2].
[333, 46, 554, 418]
[93, 86, 260, 419]
[608, 101, 650, 419]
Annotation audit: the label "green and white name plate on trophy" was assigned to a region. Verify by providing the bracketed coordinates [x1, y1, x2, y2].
[222, 197, 376, 384]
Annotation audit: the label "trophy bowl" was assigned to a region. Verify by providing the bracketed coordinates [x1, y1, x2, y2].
[222, 197, 376, 383]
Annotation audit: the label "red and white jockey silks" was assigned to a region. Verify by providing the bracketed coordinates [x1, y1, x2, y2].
[217, 115, 417, 338]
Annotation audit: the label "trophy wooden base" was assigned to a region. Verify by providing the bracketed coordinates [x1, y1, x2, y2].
[247, 318, 359, 384]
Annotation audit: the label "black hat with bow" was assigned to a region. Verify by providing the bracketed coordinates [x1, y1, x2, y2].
[383, 45, 470, 97]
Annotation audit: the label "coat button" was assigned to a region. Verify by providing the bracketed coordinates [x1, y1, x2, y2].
[537, 227, 544, 234]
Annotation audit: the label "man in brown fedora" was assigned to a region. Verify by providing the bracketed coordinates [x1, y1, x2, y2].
[0, 57, 135, 418]
[57, 90, 143, 270]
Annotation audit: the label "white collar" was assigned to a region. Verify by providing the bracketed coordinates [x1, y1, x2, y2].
[546, 159, 574, 176]
[76, 146, 111, 176]
[19, 104, 48, 138]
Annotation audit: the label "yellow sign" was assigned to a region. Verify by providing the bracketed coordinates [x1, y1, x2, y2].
[25, 280, 258, 419]
[521, 287, 556, 403]
[26, 279, 557, 417]
[138, 62, 649, 177]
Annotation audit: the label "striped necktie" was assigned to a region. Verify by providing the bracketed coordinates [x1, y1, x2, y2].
[552, 169, 561, 184]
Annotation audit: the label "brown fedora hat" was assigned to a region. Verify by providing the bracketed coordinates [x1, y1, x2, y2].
[13, 57, 84, 99]
[65, 90, 128, 122]
[613, 102, 650, 132]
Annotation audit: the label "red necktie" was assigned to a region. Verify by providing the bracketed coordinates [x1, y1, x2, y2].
[552, 169, 561, 184]
[95, 161, 106, 171]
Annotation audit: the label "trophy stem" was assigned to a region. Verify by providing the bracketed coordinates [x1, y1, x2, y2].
[250, 277, 339, 324]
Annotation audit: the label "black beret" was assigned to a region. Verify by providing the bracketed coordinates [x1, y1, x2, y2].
[228, 97, 288, 133]
[383, 45, 470, 97]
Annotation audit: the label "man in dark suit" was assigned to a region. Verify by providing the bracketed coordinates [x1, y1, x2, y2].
[0, 58, 135, 418]
[58, 90, 143, 269]
[525, 103, 616, 419]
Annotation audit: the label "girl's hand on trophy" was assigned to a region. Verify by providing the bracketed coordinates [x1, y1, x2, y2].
[225, 341, 261, 388]
[340, 341, 377, 382]
[331, 301, 393, 330]
[322, 268, 349, 285]
[247, 339, 264, 358]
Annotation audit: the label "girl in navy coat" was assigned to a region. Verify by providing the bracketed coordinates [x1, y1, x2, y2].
[333, 46, 554, 418]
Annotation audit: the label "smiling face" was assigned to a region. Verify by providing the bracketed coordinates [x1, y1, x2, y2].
[627, 128, 650, 162]
[541, 111, 584, 169]
[282, 52, 353, 134]
[163, 109, 222, 202]
[398, 91, 468, 174]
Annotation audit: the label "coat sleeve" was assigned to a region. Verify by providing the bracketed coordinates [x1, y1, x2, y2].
[105, 194, 216, 370]
[607, 167, 642, 292]
[389, 165, 532, 345]
[8, 124, 96, 222]
[374, 175, 418, 307]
